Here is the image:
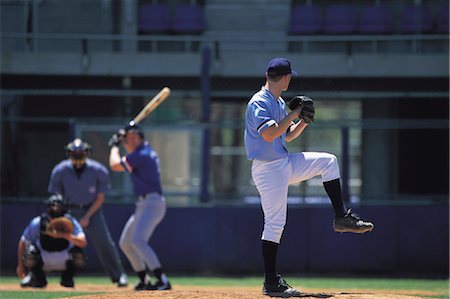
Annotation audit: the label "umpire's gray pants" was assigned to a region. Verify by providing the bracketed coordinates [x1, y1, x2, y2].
[119, 193, 166, 272]
[70, 207, 125, 281]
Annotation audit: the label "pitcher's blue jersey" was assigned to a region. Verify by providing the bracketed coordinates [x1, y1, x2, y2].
[244, 87, 289, 161]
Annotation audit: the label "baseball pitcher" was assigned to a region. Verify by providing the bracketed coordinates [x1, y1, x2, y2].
[244, 57, 374, 297]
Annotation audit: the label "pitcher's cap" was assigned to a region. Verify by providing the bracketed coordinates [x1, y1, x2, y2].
[266, 57, 298, 76]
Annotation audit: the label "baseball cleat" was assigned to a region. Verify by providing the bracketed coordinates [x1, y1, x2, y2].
[333, 209, 374, 233]
[20, 273, 47, 288]
[152, 279, 172, 290]
[60, 277, 74, 288]
[117, 273, 128, 287]
[134, 282, 152, 291]
[262, 274, 301, 297]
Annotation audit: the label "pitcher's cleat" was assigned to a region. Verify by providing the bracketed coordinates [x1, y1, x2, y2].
[334, 209, 374, 233]
[262, 274, 301, 297]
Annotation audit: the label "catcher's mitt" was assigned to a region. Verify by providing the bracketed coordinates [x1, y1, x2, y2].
[46, 217, 74, 235]
[288, 95, 315, 123]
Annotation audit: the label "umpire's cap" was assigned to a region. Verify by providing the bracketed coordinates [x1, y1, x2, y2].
[65, 138, 91, 159]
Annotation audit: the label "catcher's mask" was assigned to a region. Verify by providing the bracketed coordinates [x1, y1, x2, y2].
[123, 121, 144, 139]
[65, 138, 91, 169]
[46, 194, 68, 218]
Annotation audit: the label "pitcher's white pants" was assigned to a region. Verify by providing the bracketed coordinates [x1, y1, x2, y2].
[251, 152, 340, 244]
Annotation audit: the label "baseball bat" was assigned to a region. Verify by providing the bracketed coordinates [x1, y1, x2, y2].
[131, 87, 171, 125]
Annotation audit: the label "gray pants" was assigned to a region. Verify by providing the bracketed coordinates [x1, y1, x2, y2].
[119, 193, 166, 272]
[70, 207, 125, 282]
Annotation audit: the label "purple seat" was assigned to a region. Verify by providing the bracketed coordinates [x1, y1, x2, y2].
[290, 5, 322, 34]
[358, 5, 393, 34]
[138, 4, 170, 33]
[172, 4, 206, 34]
[436, 4, 449, 33]
[324, 5, 357, 34]
[400, 4, 433, 33]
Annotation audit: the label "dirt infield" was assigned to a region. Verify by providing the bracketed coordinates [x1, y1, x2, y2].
[0, 283, 441, 299]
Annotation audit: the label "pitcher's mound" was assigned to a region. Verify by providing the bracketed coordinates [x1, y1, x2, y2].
[2, 283, 437, 299]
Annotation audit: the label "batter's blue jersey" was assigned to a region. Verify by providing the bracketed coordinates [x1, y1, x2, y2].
[244, 87, 290, 161]
[48, 159, 110, 206]
[122, 142, 163, 196]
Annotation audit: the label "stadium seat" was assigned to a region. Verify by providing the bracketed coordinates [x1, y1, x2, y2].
[138, 4, 170, 33]
[436, 3, 449, 33]
[290, 5, 322, 35]
[172, 4, 206, 34]
[358, 4, 393, 34]
[400, 4, 433, 34]
[324, 5, 357, 34]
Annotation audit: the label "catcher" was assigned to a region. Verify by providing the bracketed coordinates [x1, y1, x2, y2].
[16, 194, 87, 288]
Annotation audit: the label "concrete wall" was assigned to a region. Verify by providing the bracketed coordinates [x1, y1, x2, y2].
[1, 203, 448, 276]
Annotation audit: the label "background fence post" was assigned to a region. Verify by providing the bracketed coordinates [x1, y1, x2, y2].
[200, 46, 211, 203]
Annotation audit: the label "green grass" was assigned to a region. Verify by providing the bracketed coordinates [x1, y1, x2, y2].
[0, 290, 96, 299]
[1, 275, 448, 299]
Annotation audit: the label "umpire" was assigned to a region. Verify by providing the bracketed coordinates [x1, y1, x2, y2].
[48, 138, 128, 287]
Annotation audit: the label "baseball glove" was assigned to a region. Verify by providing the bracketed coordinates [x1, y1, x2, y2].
[46, 217, 74, 235]
[288, 95, 315, 123]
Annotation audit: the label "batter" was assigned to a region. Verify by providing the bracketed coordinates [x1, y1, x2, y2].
[109, 122, 171, 291]
[244, 57, 374, 297]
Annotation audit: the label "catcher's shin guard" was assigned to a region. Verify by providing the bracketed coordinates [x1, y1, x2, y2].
[21, 244, 47, 288]
[69, 246, 86, 269]
[61, 260, 76, 287]
[23, 244, 42, 269]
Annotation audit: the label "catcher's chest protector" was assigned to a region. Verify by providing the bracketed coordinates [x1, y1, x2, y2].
[40, 214, 70, 251]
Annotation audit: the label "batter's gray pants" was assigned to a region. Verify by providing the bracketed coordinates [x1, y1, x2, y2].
[70, 207, 126, 282]
[119, 193, 166, 272]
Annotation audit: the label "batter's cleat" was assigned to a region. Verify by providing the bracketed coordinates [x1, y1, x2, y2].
[117, 273, 128, 287]
[134, 282, 152, 291]
[153, 279, 172, 290]
[262, 274, 302, 297]
[333, 209, 374, 233]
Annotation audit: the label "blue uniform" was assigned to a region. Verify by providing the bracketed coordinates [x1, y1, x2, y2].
[21, 214, 84, 271]
[22, 214, 83, 244]
[48, 158, 126, 283]
[121, 142, 162, 196]
[48, 159, 109, 206]
[245, 87, 290, 161]
[119, 141, 166, 273]
[245, 86, 341, 243]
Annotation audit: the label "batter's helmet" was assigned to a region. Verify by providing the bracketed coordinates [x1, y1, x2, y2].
[46, 194, 69, 217]
[123, 122, 144, 139]
[65, 138, 91, 160]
